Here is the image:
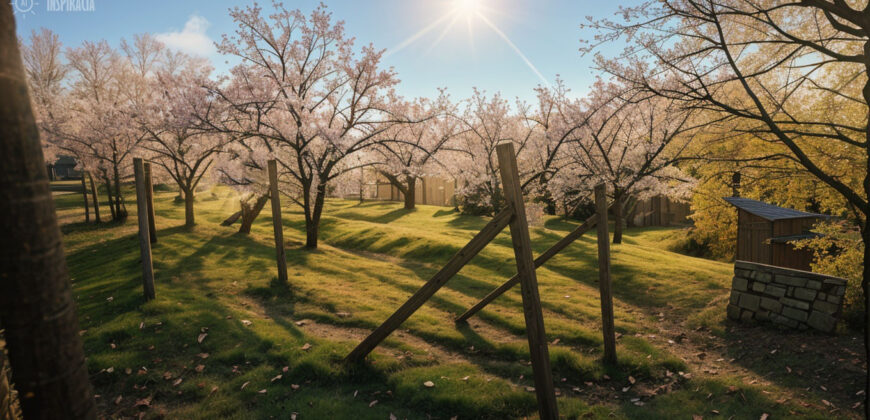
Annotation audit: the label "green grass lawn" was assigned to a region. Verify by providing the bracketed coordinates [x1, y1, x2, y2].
[50, 184, 859, 419]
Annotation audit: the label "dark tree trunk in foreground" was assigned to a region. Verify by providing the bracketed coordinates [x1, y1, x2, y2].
[0, 4, 97, 418]
[0, 341, 19, 420]
[238, 194, 269, 234]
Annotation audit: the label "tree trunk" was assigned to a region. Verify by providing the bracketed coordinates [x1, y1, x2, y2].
[104, 177, 117, 221]
[238, 194, 269, 234]
[88, 172, 101, 223]
[0, 4, 97, 416]
[305, 184, 327, 249]
[863, 226, 869, 419]
[221, 211, 242, 226]
[184, 188, 195, 227]
[862, 42, 870, 420]
[112, 162, 126, 221]
[613, 191, 623, 244]
[404, 176, 416, 210]
[80, 175, 89, 223]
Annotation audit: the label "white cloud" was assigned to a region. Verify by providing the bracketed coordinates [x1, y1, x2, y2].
[155, 15, 215, 57]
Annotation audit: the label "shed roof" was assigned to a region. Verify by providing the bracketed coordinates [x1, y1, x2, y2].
[54, 155, 77, 166]
[723, 197, 828, 221]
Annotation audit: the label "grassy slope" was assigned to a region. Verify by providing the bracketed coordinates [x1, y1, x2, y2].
[51, 185, 841, 419]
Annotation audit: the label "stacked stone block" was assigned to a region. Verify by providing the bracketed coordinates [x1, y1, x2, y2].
[727, 261, 846, 333]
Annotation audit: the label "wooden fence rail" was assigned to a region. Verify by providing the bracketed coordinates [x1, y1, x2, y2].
[455, 213, 599, 322]
[345, 142, 559, 420]
[344, 206, 513, 363]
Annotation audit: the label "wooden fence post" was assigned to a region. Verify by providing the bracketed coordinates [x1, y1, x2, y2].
[143, 162, 157, 243]
[594, 183, 617, 364]
[80, 174, 90, 223]
[496, 142, 558, 420]
[133, 158, 155, 301]
[87, 171, 101, 223]
[268, 160, 288, 285]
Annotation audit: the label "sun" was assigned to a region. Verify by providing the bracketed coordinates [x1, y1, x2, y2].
[454, 0, 482, 17]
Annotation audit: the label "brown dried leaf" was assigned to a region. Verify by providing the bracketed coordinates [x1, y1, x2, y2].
[197, 333, 208, 344]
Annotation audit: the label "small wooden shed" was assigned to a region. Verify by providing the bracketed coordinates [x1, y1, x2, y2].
[629, 195, 691, 227]
[724, 197, 829, 271]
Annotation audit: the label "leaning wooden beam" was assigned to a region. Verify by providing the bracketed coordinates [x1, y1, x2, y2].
[143, 162, 157, 243]
[133, 158, 156, 300]
[455, 213, 599, 323]
[268, 160, 288, 285]
[594, 183, 617, 364]
[345, 206, 514, 363]
[496, 142, 558, 420]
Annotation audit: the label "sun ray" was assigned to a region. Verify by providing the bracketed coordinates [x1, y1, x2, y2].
[424, 13, 462, 56]
[385, 11, 455, 58]
[477, 13, 549, 87]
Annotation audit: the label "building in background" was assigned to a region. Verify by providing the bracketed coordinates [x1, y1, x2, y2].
[46, 155, 80, 181]
[628, 195, 691, 227]
[372, 174, 456, 207]
[723, 197, 830, 271]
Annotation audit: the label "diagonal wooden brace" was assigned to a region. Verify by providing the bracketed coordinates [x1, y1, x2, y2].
[455, 213, 599, 323]
[344, 206, 514, 363]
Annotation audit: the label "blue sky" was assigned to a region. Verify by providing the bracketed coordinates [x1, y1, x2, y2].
[13, 0, 639, 102]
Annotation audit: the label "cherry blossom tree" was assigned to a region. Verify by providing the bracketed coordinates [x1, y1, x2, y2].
[520, 77, 589, 213]
[20, 28, 67, 164]
[556, 79, 701, 243]
[373, 91, 464, 210]
[47, 40, 144, 221]
[138, 48, 227, 227]
[451, 88, 535, 215]
[206, 2, 400, 248]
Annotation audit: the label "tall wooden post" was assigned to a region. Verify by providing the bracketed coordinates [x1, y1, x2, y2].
[87, 171, 101, 223]
[143, 162, 157, 243]
[133, 158, 155, 300]
[80, 174, 90, 223]
[594, 183, 617, 364]
[496, 142, 558, 420]
[268, 160, 288, 285]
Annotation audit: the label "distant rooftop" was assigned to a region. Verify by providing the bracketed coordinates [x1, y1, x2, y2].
[723, 197, 829, 221]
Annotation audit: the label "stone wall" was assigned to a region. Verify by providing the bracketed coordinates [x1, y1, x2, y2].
[727, 260, 846, 333]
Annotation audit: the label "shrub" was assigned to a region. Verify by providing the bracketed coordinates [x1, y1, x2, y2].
[794, 221, 864, 329]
